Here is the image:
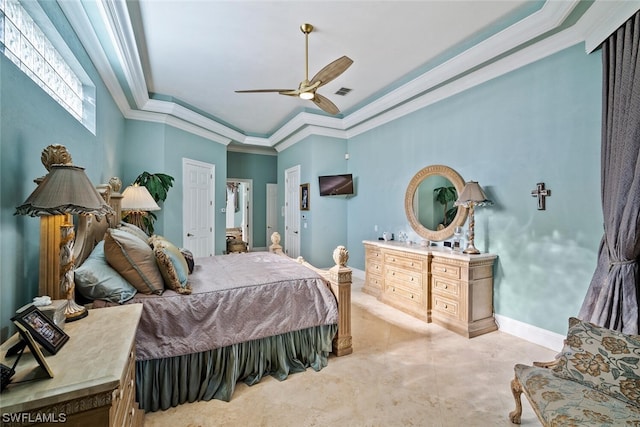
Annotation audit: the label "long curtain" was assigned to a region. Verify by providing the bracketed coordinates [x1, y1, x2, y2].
[579, 11, 640, 334]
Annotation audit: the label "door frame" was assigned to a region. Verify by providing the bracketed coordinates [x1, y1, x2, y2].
[226, 178, 253, 251]
[284, 165, 301, 258]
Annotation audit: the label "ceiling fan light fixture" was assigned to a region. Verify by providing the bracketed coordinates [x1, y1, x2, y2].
[299, 92, 315, 100]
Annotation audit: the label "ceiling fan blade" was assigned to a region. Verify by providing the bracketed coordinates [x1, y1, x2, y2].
[235, 89, 295, 93]
[312, 93, 340, 115]
[309, 56, 353, 88]
[279, 89, 301, 96]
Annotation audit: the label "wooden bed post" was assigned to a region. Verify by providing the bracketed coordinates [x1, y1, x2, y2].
[269, 232, 353, 356]
[328, 246, 353, 356]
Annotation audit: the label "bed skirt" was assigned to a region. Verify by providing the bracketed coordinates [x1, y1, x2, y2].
[136, 323, 338, 412]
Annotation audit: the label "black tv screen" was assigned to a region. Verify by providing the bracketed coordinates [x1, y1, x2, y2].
[318, 174, 354, 196]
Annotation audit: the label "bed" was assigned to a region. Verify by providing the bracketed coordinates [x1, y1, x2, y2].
[71, 185, 352, 412]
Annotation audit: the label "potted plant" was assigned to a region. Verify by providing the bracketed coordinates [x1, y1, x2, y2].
[433, 186, 458, 228]
[133, 172, 174, 234]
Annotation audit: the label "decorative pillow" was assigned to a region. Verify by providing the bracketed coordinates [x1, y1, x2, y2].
[119, 221, 149, 243]
[180, 248, 195, 274]
[104, 228, 164, 295]
[149, 236, 191, 294]
[552, 317, 640, 408]
[75, 241, 137, 304]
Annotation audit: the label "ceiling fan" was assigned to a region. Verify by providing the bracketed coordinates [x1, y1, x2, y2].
[235, 23, 353, 115]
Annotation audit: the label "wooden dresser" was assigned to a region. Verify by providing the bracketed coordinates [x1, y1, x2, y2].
[363, 241, 497, 338]
[0, 304, 144, 426]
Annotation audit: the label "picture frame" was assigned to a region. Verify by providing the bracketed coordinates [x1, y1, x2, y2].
[13, 321, 54, 379]
[300, 183, 310, 210]
[12, 305, 69, 355]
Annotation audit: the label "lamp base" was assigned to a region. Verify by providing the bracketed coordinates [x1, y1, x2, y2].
[463, 244, 480, 255]
[64, 300, 88, 322]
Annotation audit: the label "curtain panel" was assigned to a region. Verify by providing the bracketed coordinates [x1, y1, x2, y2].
[579, 11, 640, 334]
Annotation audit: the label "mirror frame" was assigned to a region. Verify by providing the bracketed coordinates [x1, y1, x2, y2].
[404, 165, 468, 242]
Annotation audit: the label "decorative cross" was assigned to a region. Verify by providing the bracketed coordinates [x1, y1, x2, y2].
[531, 182, 551, 210]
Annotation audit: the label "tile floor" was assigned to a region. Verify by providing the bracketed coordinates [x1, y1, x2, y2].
[145, 278, 555, 426]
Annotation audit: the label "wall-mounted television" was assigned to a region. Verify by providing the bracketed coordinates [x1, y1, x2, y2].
[318, 174, 354, 196]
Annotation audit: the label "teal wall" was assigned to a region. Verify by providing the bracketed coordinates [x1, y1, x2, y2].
[0, 2, 125, 339]
[345, 43, 602, 334]
[227, 151, 277, 248]
[124, 121, 228, 254]
[278, 135, 349, 267]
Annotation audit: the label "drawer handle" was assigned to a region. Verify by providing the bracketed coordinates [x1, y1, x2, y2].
[410, 262, 414, 267]
[444, 284, 448, 289]
[411, 294, 414, 299]
[411, 277, 414, 281]
[442, 267, 447, 272]
[443, 303, 448, 309]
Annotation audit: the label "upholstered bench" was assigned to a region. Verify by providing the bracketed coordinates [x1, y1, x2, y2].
[509, 317, 640, 426]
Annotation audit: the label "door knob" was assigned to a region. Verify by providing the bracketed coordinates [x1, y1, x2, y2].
[187, 233, 194, 237]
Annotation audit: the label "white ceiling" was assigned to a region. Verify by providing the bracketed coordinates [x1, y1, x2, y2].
[131, 1, 529, 136]
[62, 1, 639, 150]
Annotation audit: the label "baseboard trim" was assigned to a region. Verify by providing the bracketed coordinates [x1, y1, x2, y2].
[494, 314, 565, 352]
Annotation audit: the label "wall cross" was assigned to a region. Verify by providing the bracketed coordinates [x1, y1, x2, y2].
[531, 182, 551, 210]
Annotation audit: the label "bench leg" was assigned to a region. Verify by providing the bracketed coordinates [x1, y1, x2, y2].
[509, 376, 523, 424]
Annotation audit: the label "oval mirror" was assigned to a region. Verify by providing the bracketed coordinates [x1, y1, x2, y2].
[404, 165, 468, 241]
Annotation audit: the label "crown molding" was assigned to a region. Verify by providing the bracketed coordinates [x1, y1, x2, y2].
[275, 125, 347, 152]
[343, 0, 580, 130]
[58, 0, 131, 116]
[98, 0, 149, 108]
[580, 0, 640, 52]
[62, 0, 633, 152]
[346, 20, 584, 140]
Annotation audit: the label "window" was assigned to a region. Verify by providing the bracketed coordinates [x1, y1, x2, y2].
[0, 0, 95, 133]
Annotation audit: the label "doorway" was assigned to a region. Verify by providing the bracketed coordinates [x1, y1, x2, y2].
[226, 178, 253, 251]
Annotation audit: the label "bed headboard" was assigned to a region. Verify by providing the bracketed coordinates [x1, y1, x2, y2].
[74, 182, 121, 267]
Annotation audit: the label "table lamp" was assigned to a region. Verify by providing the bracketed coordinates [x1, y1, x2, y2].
[16, 164, 113, 321]
[121, 184, 160, 233]
[454, 181, 492, 254]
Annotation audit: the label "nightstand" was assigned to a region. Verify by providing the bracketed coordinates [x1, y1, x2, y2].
[0, 304, 143, 426]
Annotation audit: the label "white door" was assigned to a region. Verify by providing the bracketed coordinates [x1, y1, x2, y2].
[183, 159, 214, 257]
[284, 165, 300, 257]
[266, 183, 278, 246]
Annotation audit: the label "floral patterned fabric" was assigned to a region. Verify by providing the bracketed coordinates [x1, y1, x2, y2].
[552, 317, 640, 408]
[515, 364, 640, 426]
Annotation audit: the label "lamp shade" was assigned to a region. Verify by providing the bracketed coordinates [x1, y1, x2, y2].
[454, 181, 492, 207]
[15, 164, 113, 217]
[121, 184, 160, 211]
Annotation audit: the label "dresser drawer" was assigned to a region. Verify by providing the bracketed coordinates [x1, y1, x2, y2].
[385, 283, 423, 304]
[366, 273, 383, 290]
[432, 276, 460, 298]
[431, 261, 461, 279]
[385, 267, 423, 291]
[384, 252, 424, 272]
[433, 294, 459, 318]
[365, 246, 383, 261]
[366, 260, 383, 276]
[112, 345, 136, 426]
